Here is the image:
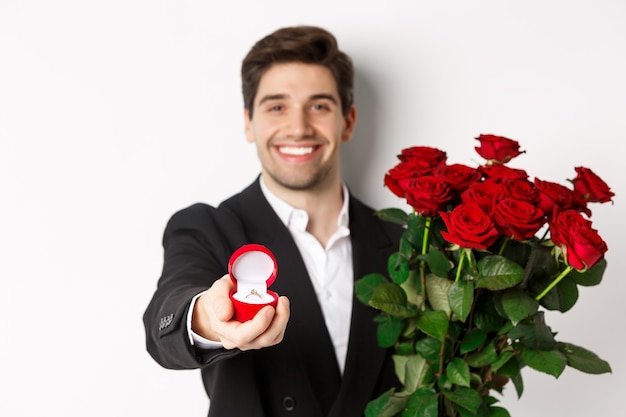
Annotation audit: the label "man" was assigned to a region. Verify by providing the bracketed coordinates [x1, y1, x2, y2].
[143, 25, 403, 417]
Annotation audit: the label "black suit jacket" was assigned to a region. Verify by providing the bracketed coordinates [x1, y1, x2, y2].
[143, 179, 403, 417]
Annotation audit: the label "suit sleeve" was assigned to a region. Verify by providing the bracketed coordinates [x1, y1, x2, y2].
[142, 203, 240, 369]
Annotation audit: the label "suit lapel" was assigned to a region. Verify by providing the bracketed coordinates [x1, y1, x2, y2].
[229, 181, 399, 416]
[230, 180, 342, 414]
[329, 196, 398, 417]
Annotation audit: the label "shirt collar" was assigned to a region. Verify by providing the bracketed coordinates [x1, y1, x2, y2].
[259, 176, 350, 230]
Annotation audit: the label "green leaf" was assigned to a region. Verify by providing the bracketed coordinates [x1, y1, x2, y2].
[476, 255, 524, 291]
[447, 321, 464, 343]
[520, 347, 567, 378]
[491, 291, 507, 320]
[425, 274, 453, 317]
[415, 337, 443, 362]
[557, 342, 612, 374]
[571, 258, 607, 286]
[401, 315, 419, 339]
[497, 321, 514, 336]
[447, 358, 471, 388]
[428, 246, 453, 277]
[455, 405, 484, 417]
[396, 342, 414, 356]
[501, 288, 538, 325]
[473, 309, 506, 333]
[365, 389, 409, 417]
[443, 387, 483, 414]
[437, 372, 452, 391]
[532, 274, 579, 313]
[460, 329, 487, 354]
[484, 396, 499, 406]
[508, 312, 556, 350]
[509, 371, 524, 398]
[448, 280, 474, 323]
[404, 213, 428, 250]
[416, 310, 449, 341]
[371, 282, 417, 318]
[374, 313, 405, 347]
[491, 350, 515, 373]
[401, 269, 423, 307]
[401, 387, 438, 417]
[389, 252, 410, 284]
[399, 236, 415, 264]
[469, 372, 483, 387]
[489, 406, 512, 417]
[466, 341, 498, 368]
[355, 273, 387, 305]
[513, 241, 557, 287]
[394, 354, 433, 392]
[374, 313, 404, 348]
[496, 354, 522, 378]
[375, 208, 409, 225]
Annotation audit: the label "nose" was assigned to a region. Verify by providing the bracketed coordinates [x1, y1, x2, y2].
[286, 109, 313, 138]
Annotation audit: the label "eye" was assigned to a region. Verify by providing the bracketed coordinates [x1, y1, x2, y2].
[312, 103, 331, 112]
[269, 104, 283, 112]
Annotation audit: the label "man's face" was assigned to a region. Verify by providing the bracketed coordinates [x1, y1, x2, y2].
[244, 62, 356, 192]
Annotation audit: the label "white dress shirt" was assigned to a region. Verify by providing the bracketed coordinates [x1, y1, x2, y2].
[188, 178, 354, 374]
[260, 179, 353, 374]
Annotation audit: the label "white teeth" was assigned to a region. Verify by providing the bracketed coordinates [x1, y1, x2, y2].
[278, 146, 314, 155]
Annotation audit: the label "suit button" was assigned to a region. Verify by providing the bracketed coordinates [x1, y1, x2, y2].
[282, 396, 296, 411]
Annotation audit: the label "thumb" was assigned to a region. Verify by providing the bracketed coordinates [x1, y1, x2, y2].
[209, 274, 235, 322]
[214, 296, 234, 322]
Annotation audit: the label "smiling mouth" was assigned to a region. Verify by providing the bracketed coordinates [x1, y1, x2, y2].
[277, 146, 317, 156]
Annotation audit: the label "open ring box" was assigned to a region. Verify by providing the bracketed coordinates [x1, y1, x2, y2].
[228, 244, 279, 322]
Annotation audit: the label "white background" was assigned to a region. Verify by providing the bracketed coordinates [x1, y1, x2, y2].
[1, 1, 624, 416]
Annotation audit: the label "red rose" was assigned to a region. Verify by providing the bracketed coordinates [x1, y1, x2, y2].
[549, 210, 607, 270]
[384, 161, 422, 198]
[480, 163, 529, 182]
[534, 178, 577, 215]
[437, 163, 483, 193]
[474, 134, 525, 164]
[501, 179, 540, 205]
[492, 198, 546, 241]
[440, 203, 500, 249]
[404, 175, 454, 217]
[572, 166, 614, 203]
[550, 208, 593, 231]
[460, 179, 507, 214]
[397, 146, 447, 171]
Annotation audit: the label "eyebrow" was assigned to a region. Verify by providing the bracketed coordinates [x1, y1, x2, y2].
[310, 94, 339, 104]
[257, 93, 339, 106]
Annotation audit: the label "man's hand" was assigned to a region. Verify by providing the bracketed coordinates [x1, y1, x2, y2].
[192, 275, 290, 350]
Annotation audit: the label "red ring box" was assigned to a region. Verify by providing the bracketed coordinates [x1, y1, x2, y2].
[228, 244, 279, 322]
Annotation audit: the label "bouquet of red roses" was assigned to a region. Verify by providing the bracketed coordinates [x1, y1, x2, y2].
[356, 134, 614, 417]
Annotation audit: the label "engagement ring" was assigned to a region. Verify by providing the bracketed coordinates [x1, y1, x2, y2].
[245, 289, 261, 299]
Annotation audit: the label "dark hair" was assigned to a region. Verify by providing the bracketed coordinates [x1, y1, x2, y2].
[241, 25, 354, 118]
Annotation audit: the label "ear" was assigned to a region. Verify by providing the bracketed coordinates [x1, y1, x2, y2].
[341, 105, 357, 142]
[244, 108, 255, 143]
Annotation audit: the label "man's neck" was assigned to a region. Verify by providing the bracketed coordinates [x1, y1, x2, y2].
[261, 174, 345, 247]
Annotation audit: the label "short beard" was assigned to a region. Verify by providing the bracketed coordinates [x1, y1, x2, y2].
[267, 165, 333, 191]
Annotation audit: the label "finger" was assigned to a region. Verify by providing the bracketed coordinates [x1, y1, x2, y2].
[266, 296, 290, 344]
[219, 314, 273, 350]
[246, 297, 290, 348]
[214, 296, 278, 349]
[276, 295, 290, 318]
[208, 275, 235, 322]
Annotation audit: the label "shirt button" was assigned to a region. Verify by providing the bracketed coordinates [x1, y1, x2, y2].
[282, 396, 296, 411]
